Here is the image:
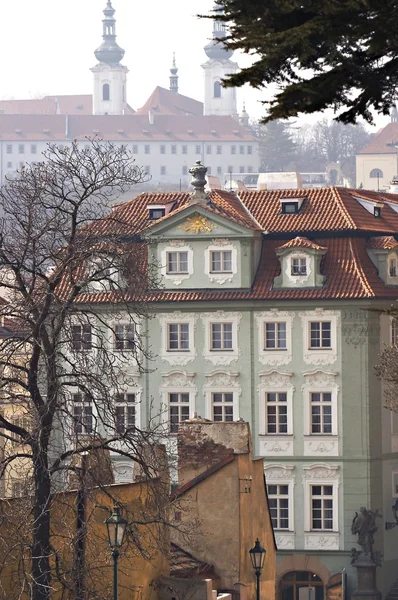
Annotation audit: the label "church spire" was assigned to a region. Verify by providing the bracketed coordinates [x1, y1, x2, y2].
[169, 53, 179, 94]
[94, 0, 125, 65]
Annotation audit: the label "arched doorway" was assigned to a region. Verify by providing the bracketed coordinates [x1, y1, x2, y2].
[280, 571, 324, 600]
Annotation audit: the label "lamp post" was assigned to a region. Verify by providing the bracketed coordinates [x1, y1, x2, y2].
[105, 503, 128, 600]
[249, 539, 266, 600]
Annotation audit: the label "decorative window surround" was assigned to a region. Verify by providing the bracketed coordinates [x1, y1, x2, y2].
[255, 310, 295, 366]
[275, 245, 326, 289]
[158, 313, 198, 366]
[258, 370, 294, 457]
[161, 241, 193, 286]
[302, 370, 339, 456]
[300, 309, 339, 365]
[287, 253, 311, 284]
[264, 463, 295, 549]
[113, 460, 134, 484]
[204, 239, 238, 285]
[201, 311, 241, 366]
[203, 370, 241, 421]
[110, 382, 142, 453]
[302, 463, 340, 550]
[159, 370, 197, 430]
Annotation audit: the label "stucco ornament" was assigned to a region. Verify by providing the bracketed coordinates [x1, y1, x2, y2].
[179, 213, 217, 234]
[351, 507, 382, 564]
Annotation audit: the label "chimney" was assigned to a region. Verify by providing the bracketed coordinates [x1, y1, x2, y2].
[148, 109, 154, 125]
[177, 419, 251, 486]
[188, 160, 208, 203]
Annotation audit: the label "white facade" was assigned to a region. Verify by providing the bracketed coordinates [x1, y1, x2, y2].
[202, 59, 239, 117]
[91, 63, 128, 116]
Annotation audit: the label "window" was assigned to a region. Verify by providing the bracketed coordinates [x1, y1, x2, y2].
[268, 484, 289, 529]
[71, 324, 92, 351]
[311, 485, 333, 530]
[144, 145, 150, 154]
[309, 321, 331, 348]
[171, 145, 177, 154]
[239, 166, 245, 173]
[291, 257, 307, 276]
[6, 144, 12, 154]
[231, 145, 236, 154]
[390, 258, 397, 277]
[206, 145, 212, 154]
[217, 145, 222, 155]
[370, 168, 383, 178]
[18, 144, 24, 154]
[248, 166, 253, 173]
[264, 322, 286, 350]
[210, 250, 232, 273]
[228, 166, 233, 173]
[167, 251, 188, 273]
[217, 166, 222, 175]
[31, 144, 37, 154]
[247, 145, 253, 155]
[211, 322, 233, 350]
[240, 145, 245, 154]
[115, 393, 136, 434]
[160, 145, 166, 154]
[182, 165, 188, 176]
[145, 165, 151, 175]
[311, 392, 332, 434]
[132, 145, 138, 154]
[182, 145, 188, 154]
[114, 324, 135, 351]
[212, 392, 234, 421]
[149, 207, 164, 220]
[195, 145, 201, 155]
[6, 162, 12, 169]
[266, 392, 288, 434]
[169, 393, 190, 433]
[392, 319, 398, 345]
[282, 202, 299, 214]
[214, 81, 221, 98]
[72, 394, 93, 434]
[9, 415, 31, 446]
[167, 323, 189, 351]
[207, 166, 212, 175]
[161, 166, 166, 176]
[102, 83, 110, 101]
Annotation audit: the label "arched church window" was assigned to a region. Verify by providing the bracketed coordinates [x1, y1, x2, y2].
[214, 81, 221, 98]
[370, 168, 383, 178]
[103, 84, 110, 102]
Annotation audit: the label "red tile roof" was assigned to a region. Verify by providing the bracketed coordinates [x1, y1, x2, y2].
[367, 236, 398, 250]
[0, 95, 135, 116]
[359, 122, 398, 154]
[136, 86, 203, 117]
[277, 237, 327, 251]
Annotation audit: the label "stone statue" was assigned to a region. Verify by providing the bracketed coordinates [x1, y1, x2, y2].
[351, 507, 381, 557]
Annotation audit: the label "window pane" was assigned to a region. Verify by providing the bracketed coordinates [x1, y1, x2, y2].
[321, 322, 331, 347]
[310, 322, 320, 347]
[265, 323, 276, 348]
[277, 322, 287, 348]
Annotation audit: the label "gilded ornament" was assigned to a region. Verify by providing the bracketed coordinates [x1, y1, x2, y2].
[179, 213, 217, 234]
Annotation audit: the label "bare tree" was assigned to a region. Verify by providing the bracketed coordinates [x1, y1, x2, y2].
[0, 140, 192, 600]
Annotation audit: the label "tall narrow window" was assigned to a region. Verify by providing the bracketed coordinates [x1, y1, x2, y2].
[169, 393, 190, 433]
[212, 392, 234, 421]
[72, 394, 93, 434]
[311, 485, 333, 530]
[266, 392, 288, 434]
[114, 324, 135, 351]
[167, 323, 189, 351]
[214, 81, 221, 98]
[309, 321, 331, 348]
[268, 484, 289, 529]
[311, 392, 332, 434]
[103, 83, 110, 101]
[392, 318, 398, 345]
[115, 393, 136, 434]
[211, 323, 233, 350]
[390, 258, 397, 277]
[71, 324, 92, 351]
[264, 322, 287, 350]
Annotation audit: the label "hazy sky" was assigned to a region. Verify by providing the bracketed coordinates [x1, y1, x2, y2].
[0, 0, 390, 131]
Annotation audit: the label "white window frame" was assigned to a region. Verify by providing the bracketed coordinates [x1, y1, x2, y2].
[267, 482, 291, 530]
[309, 321, 332, 349]
[166, 250, 189, 274]
[265, 391, 289, 435]
[264, 321, 287, 350]
[300, 310, 339, 365]
[167, 322, 190, 352]
[168, 392, 191, 433]
[211, 392, 235, 422]
[303, 370, 339, 437]
[159, 371, 196, 434]
[113, 323, 136, 351]
[389, 256, 397, 278]
[291, 256, 307, 276]
[210, 250, 233, 274]
[158, 313, 197, 366]
[284, 252, 311, 285]
[258, 371, 294, 436]
[201, 311, 241, 366]
[210, 322, 233, 351]
[391, 317, 398, 345]
[71, 323, 93, 352]
[255, 311, 294, 366]
[310, 484, 335, 531]
[303, 464, 340, 541]
[161, 242, 193, 286]
[205, 240, 238, 285]
[203, 370, 241, 421]
[115, 392, 138, 434]
[309, 391, 333, 435]
[264, 464, 295, 548]
[72, 392, 94, 435]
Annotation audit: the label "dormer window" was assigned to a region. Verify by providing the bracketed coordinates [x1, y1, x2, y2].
[390, 258, 397, 277]
[167, 251, 188, 274]
[374, 202, 383, 218]
[210, 250, 232, 273]
[280, 197, 306, 214]
[148, 205, 165, 220]
[291, 257, 307, 276]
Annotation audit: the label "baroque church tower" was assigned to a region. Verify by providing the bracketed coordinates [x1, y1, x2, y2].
[202, 3, 238, 117]
[91, 1, 128, 115]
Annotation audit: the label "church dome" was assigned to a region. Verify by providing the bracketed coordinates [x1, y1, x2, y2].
[204, 39, 233, 60]
[95, 41, 125, 65]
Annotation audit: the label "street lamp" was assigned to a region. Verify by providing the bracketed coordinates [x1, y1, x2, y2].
[249, 539, 266, 600]
[105, 503, 128, 600]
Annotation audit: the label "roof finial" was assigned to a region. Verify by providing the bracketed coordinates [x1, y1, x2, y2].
[94, 0, 125, 65]
[169, 52, 179, 94]
[189, 161, 208, 202]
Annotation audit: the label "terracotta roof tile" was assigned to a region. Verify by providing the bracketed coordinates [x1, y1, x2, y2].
[367, 236, 398, 250]
[277, 237, 327, 251]
[136, 86, 203, 117]
[359, 122, 398, 154]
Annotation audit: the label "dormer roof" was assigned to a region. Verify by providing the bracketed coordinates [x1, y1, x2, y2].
[276, 237, 327, 252]
[367, 236, 398, 250]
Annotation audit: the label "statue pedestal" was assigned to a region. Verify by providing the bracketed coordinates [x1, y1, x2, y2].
[351, 557, 381, 600]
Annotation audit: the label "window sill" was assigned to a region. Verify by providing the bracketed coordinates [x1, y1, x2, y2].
[308, 347, 333, 351]
[209, 349, 234, 352]
[167, 349, 191, 353]
[210, 271, 233, 275]
[166, 272, 189, 275]
[263, 348, 288, 352]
